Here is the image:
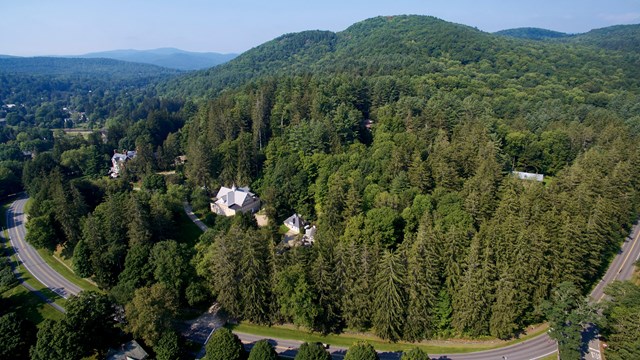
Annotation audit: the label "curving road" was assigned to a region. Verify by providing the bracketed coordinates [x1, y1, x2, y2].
[583, 221, 640, 360]
[5, 194, 82, 301]
[9, 193, 640, 360]
[234, 220, 640, 360]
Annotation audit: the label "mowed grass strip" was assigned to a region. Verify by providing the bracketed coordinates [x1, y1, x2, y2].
[1, 283, 64, 325]
[36, 248, 101, 293]
[229, 322, 549, 354]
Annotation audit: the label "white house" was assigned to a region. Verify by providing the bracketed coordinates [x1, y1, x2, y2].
[110, 150, 136, 177]
[106, 340, 148, 360]
[284, 214, 306, 234]
[211, 185, 261, 216]
[512, 171, 544, 182]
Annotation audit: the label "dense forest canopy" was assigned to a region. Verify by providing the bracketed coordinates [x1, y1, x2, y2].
[169, 15, 640, 341]
[2, 14, 640, 359]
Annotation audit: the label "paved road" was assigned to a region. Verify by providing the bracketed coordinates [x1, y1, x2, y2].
[584, 221, 640, 360]
[6, 195, 82, 300]
[236, 331, 556, 360]
[234, 220, 640, 360]
[183, 202, 210, 232]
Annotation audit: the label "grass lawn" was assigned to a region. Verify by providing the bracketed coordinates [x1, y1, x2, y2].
[279, 224, 290, 235]
[228, 322, 549, 354]
[36, 247, 101, 293]
[4, 242, 68, 310]
[1, 284, 64, 325]
[1, 201, 65, 325]
[539, 353, 558, 360]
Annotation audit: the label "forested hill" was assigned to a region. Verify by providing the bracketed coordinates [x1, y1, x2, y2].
[12, 14, 640, 355]
[494, 27, 571, 40]
[568, 24, 640, 52]
[158, 15, 640, 99]
[0, 57, 181, 128]
[0, 56, 181, 79]
[496, 24, 640, 52]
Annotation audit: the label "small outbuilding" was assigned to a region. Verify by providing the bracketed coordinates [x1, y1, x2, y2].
[512, 171, 544, 182]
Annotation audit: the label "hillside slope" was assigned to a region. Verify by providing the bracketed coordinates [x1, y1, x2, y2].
[495, 27, 571, 40]
[158, 15, 640, 99]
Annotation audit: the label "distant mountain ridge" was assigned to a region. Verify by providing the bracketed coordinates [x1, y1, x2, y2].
[0, 56, 181, 80]
[78, 48, 237, 70]
[494, 27, 571, 40]
[158, 15, 640, 99]
[496, 24, 640, 52]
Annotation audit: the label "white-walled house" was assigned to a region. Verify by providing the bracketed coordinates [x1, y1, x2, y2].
[211, 185, 261, 216]
[284, 213, 306, 234]
[109, 150, 136, 177]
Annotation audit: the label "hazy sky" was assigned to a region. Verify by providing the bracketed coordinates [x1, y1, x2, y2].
[1, 0, 639, 56]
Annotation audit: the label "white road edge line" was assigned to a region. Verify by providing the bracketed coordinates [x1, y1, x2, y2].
[7, 205, 70, 300]
[530, 350, 558, 360]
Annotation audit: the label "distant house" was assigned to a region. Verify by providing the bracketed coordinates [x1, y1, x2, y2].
[211, 185, 261, 216]
[106, 340, 149, 360]
[174, 155, 187, 166]
[110, 149, 137, 177]
[284, 214, 306, 234]
[512, 171, 544, 182]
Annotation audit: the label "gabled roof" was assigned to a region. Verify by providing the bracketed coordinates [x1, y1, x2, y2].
[106, 340, 148, 360]
[215, 185, 257, 209]
[112, 150, 137, 162]
[284, 213, 306, 228]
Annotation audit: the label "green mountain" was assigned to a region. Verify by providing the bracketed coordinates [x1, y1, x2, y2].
[0, 56, 181, 79]
[78, 48, 237, 70]
[568, 24, 640, 52]
[159, 15, 640, 99]
[494, 27, 571, 40]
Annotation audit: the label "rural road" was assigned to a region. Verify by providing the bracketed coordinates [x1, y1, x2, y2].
[235, 220, 640, 360]
[5, 194, 82, 300]
[9, 194, 640, 360]
[583, 221, 640, 360]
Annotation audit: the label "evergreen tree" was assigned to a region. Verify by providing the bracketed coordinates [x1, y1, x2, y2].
[400, 348, 430, 360]
[372, 250, 406, 341]
[248, 339, 278, 360]
[344, 341, 379, 360]
[205, 328, 246, 360]
[489, 270, 521, 339]
[451, 229, 495, 336]
[311, 239, 343, 333]
[403, 221, 440, 341]
[240, 230, 273, 324]
[294, 342, 331, 360]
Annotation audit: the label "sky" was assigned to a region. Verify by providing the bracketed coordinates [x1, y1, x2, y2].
[1, 0, 639, 56]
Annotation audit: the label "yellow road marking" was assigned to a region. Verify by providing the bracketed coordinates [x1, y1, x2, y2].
[598, 227, 640, 301]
